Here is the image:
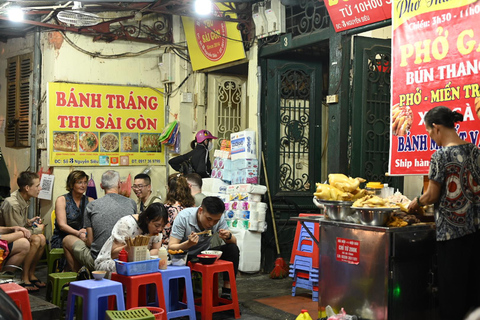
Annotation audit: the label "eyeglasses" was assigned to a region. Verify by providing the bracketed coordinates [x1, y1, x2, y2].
[131, 184, 149, 189]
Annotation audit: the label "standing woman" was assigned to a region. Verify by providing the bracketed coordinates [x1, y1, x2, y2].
[52, 170, 94, 271]
[168, 130, 218, 178]
[162, 174, 195, 247]
[408, 106, 480, 320]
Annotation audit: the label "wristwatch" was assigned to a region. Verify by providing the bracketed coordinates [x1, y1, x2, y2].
[226, 232, 232, 241]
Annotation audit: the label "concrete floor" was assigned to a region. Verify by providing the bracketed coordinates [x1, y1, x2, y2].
[8, 263, 319, 320]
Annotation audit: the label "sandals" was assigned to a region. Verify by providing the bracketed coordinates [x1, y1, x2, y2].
[30, 279, 46, 289]
[20, 283, 40, 293]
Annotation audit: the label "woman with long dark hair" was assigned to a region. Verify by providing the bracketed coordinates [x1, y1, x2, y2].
[161, 174, 195, 247]
[168, 130, 218, 178]
[94, 202, 168, 277]
[408, 106, 480, 320]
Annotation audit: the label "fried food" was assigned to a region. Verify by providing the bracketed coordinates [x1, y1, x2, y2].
[352, 195, 398, 208]
[392, 103, 413, 136]
[168, 249, 184, 255]
[123, 136, 132, 151]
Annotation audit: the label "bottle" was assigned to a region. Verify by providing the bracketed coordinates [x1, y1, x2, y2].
[296, 309, 313, 320]
[118, 248, 128, 262]
[158, 247, 168, 270]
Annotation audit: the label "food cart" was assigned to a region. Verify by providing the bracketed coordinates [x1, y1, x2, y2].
[318, 219, 436, 320]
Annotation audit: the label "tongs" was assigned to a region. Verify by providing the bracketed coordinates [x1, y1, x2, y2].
[196, 230, 212, 236]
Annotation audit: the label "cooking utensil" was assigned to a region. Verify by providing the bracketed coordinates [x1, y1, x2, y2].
[353, 207, 397, 226]
[315, 198, 354, 221]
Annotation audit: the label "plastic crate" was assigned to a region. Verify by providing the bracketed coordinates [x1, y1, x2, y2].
[114, 259, 160, 276]
[106, 308, 155, 320]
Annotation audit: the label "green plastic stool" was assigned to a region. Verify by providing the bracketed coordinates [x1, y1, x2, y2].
[46, 272, 77, 307]
[46, 246, 65, 273]
[106, 308, 155, 320]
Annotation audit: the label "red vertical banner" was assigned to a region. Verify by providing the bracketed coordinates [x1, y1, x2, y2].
[390, 1, 480, 175]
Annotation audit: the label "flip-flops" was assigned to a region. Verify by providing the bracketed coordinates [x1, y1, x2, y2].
[20, 283, 39, 293]
[30, 279, 46, 289]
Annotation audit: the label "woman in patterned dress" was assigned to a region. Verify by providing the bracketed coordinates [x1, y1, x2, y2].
[408, 106, 480, 320]
[94, 202, 168, 277]
[161, 174, 195, 247]
[52, 170, 94, 271]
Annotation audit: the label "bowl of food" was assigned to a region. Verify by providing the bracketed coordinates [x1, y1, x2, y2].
[168, 249, 188, 266]
[314, 198, 355, 221]
[201, 250, 222, 262]
[197, 254, 217, 265]
[92, 270, 106, 280]
[353, 207, 398, 226]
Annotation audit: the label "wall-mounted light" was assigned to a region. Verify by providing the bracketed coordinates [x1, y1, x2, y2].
[194, 0, 212, 16]
[7, 6, 24, 22]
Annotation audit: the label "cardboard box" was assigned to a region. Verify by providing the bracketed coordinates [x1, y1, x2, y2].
[230, 130, 257, 160]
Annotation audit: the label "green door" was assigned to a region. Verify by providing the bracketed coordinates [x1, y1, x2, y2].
[263, 59, 323, 209]
[351, 37, 403, 191]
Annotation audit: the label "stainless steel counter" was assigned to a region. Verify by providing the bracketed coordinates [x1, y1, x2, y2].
[317, 219, 436, 320]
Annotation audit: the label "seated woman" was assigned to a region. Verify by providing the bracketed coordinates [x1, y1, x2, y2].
[94, 202, 168, 277]
[52, 170, 93, 271]
[162, 174, 195, 247]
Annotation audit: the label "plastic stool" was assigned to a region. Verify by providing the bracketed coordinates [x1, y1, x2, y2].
[158, 266, 196, 319]
[66, 279, 125, 320]
[111, 272, 167, 312]
[0, 282, 33, 320]
[106, 308, 155, 320]
[46, 272, 77, 307]
[189, 260, 240, 320]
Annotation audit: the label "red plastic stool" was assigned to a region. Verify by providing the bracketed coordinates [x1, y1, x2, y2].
[111, 272, 167, 312]
[189, 260, 240, 320]
[0, 282, 33, 320]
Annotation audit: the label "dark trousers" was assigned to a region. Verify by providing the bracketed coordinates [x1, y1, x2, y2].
[437, 231, 480, 320]
[211, 243, 240, 281]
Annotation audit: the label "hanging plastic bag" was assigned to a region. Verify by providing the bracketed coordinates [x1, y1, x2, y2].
[86, 173, 97, 199]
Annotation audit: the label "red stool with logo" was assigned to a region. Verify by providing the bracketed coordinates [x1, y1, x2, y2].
[0, 282, 32, 320]
[189, 260, 240, 320]
[110, 272, 167, 312]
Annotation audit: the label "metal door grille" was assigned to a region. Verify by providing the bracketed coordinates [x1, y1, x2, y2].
[279, 70, 310, 192]
[364, 53, 391, 182]
[208, 76, 247, 147]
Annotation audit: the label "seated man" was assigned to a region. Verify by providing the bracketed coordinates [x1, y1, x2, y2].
[169, 196, 239, 299]
[63, 170, 136, 272]
[185, 173, 205, 207]
[132, 173, 162, 214]
[0, 171, 46, 292]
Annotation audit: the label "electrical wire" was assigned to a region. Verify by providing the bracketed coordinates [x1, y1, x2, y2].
[60, 30, 184, 59]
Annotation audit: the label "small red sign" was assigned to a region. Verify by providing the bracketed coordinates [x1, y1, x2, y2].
[324, 0, 391, 33]
[336, 237, 360, 265]
[194, 6, 227, 62]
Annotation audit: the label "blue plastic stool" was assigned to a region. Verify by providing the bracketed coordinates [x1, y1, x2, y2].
[66, 279, 125, 320]
[158, 265, 196, 320]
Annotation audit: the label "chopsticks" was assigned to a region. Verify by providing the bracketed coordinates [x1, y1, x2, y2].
[125, 235, 151, 246]
[196, 230, 212, 236]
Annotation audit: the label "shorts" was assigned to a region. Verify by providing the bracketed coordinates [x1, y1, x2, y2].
[3, 242, 14, 264]
[72, 240, 95, 271]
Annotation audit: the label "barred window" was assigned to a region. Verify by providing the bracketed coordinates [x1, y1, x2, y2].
[5, 53, 32, 148]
